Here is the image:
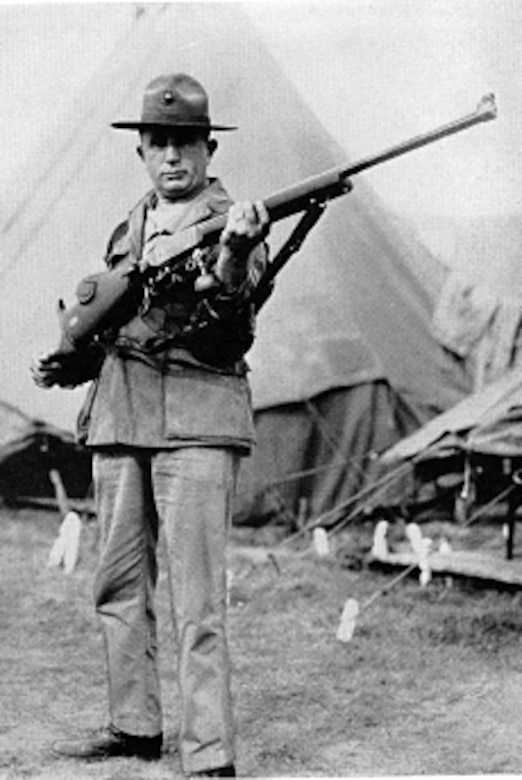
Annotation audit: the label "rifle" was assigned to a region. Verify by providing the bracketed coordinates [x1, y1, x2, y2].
[55, 94, 497, 355]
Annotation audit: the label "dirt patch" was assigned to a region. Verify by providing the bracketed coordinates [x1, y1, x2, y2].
[1, 507, 522, 777]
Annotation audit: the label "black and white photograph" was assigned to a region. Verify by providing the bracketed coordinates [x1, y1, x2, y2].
[0, 2, 521, 777]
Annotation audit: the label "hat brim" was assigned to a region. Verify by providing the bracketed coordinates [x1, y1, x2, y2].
[111, 120, 237, 131]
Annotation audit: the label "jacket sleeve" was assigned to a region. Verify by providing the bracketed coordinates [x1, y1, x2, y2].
[104, 219, 131, 268]
[181, 241, 271, 367]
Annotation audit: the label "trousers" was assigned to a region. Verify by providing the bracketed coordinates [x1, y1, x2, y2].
[92, 446, 239, 773]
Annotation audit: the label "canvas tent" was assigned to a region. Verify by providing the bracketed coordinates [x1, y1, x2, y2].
[0, 4, 473, 521]
[374, 366, 522, 534]
[381, 365, 522, 467]
[0, 400, 91, 501]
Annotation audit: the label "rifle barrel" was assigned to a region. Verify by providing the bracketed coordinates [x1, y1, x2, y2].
[199, 94, 497, 241]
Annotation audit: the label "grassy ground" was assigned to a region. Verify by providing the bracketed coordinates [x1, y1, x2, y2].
[1, 505, 522, 778]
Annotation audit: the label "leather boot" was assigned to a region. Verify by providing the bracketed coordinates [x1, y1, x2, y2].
[51, 724, 162, 761]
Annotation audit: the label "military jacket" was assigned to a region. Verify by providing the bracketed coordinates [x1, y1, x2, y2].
[78, 178, 267, 453]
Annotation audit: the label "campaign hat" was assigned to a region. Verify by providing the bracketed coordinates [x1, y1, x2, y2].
[112, 73, 236, 131]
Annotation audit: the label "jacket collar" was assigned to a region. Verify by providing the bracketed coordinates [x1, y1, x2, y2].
[108, 178, 232, 262]
[122, 177, 231, 258]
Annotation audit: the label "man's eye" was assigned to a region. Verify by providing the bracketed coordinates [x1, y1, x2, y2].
[144, 131, 202, 151]
[149, 135, 168, 148]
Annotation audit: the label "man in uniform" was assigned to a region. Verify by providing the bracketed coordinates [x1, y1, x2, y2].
[32, 72, 270, 778]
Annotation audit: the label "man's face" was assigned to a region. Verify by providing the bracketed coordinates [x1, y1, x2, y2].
[138, 128, 214, 202]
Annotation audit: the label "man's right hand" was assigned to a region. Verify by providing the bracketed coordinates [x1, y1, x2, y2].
[30, 353, 64, 388]
[31, 343, 105, 389]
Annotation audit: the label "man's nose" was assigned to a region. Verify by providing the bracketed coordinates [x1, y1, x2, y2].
[164, 141, 181, 162]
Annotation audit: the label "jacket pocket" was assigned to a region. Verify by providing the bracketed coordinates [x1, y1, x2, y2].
[163, 369, 254, 443]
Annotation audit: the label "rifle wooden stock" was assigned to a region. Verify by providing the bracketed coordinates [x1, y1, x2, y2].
[57, 94, 497, 354]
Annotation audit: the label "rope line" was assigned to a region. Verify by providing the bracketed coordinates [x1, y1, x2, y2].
[462, 483, 517, 527]
[278, 459, 413, 547]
